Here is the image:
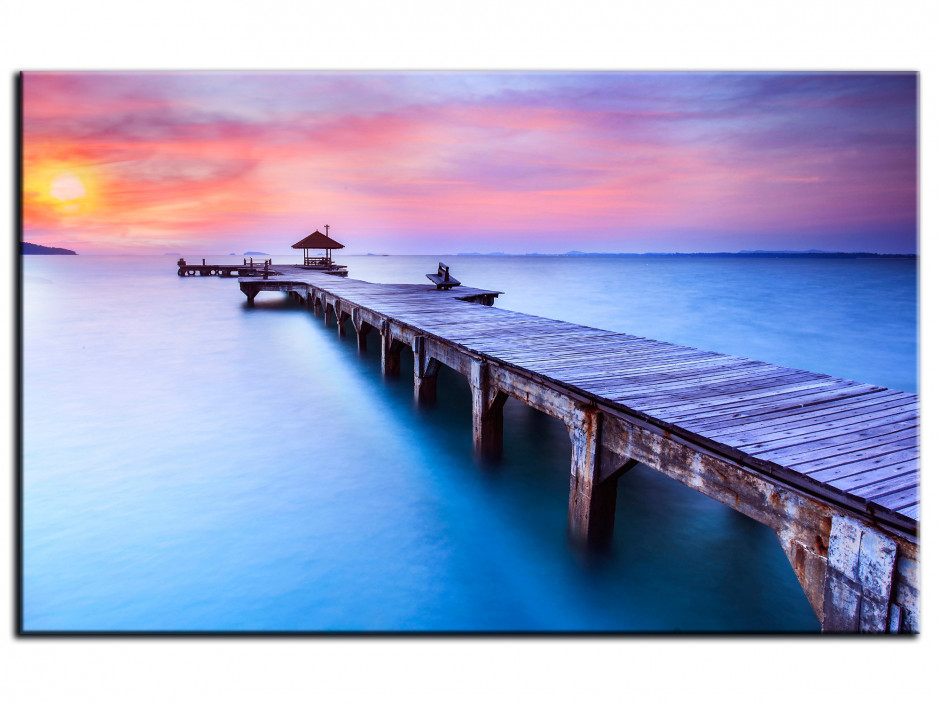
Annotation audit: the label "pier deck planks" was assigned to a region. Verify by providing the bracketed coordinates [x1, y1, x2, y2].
[245, 267, 919, 532]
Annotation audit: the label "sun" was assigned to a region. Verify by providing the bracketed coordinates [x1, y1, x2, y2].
[50, 172, 87, 200]
[49, 172, 88, 211]
[23, 163, 102, 220]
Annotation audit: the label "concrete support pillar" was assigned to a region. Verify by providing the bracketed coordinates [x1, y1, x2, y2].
[412, 335, 442, 404]
[324, 302, 333, 326]
[469, 360, 507, 460]
[776, 528, 829, 626]
[351, 308, 372, 354]
[821, 515, 908, 632]
[240, 283, 258, 306]
[336, 307, 349, 337]
[777, 514, 917, 632]
[566, 407, 638, 547]
[381, 322, 403, 376]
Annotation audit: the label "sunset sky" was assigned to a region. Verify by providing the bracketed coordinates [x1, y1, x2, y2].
[22, 71, 917, 255]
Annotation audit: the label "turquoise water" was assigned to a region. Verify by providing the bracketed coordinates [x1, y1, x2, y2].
[21, 254, 917, 632]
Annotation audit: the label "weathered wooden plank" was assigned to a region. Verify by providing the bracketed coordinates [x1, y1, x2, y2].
[483, 342, 674, 367]
[573, 360, 788, 392]
[875, 486, 919, 511]
[687, 390, 912, 434]
[437, 322, 598, 341]
[483, 335, 642, 356]
[804, 447, 919, 481]
[761, 429, 918, 468]
[714, 403, 919, 446]
[489, 338, 670, 364]
[738, 414, 919, 456]
[855, 472, 920, 499]
[665, 385, 883, 425]
[638, 379, 864, 417]
[783, 428, 918, 465]
[830, 463, 919, 493]
[523, 345, 714, 370]
[550, 353, 748, 382]
[566, 358, 765, 387]
[613, 369, 829, 405]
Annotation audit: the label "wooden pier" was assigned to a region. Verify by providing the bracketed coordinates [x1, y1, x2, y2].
[177, 258, 280, 278]
[234, 266, 919, 632]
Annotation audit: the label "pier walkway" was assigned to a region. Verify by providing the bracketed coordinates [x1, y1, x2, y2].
[236, 266, 919, 632]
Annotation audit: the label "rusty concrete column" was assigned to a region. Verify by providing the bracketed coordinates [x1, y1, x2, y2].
[775, 527, 829, 627]
[567, 407, 638, 547]
[381, 322, 403, 376]
[336, 306, 349, 337]
[240, 282, 258, 306]
[470, 360, 507, 460]
[776, 513, 918, 633]
[351, 308, 372, 353]
[821, 515, 906, 632]
[413, 335, 442, 404]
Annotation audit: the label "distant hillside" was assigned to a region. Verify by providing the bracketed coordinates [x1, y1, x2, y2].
[22, 242, 77, 255]
[243, 251, 269, 256]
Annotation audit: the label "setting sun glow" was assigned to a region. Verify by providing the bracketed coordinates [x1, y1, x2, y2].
[23, 161, 101, 222]
[50, 172, 86, 201]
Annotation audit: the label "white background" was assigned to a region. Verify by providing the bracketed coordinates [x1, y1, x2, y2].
[2, 2, 936, 703]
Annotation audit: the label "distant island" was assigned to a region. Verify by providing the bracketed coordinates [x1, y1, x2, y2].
[244, 251, 269, 256]
[22, 242, 77, 255]
[455, 250, 915, 258]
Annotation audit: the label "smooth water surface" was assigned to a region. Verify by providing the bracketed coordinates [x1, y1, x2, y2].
[21, 254, 917, 631]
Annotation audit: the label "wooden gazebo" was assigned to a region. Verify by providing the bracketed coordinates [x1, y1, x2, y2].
[291, 225, 345, 267]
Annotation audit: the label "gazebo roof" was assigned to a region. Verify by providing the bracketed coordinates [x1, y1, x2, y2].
[291, 230, 345, 250]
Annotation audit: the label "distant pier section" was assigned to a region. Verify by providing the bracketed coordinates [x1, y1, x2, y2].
[176, 257, 279, 278]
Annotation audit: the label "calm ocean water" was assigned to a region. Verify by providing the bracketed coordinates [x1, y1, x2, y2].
[21, 253, 917, 632]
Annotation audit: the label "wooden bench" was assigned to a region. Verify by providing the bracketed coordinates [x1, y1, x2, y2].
[426, 262, 461, 290]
